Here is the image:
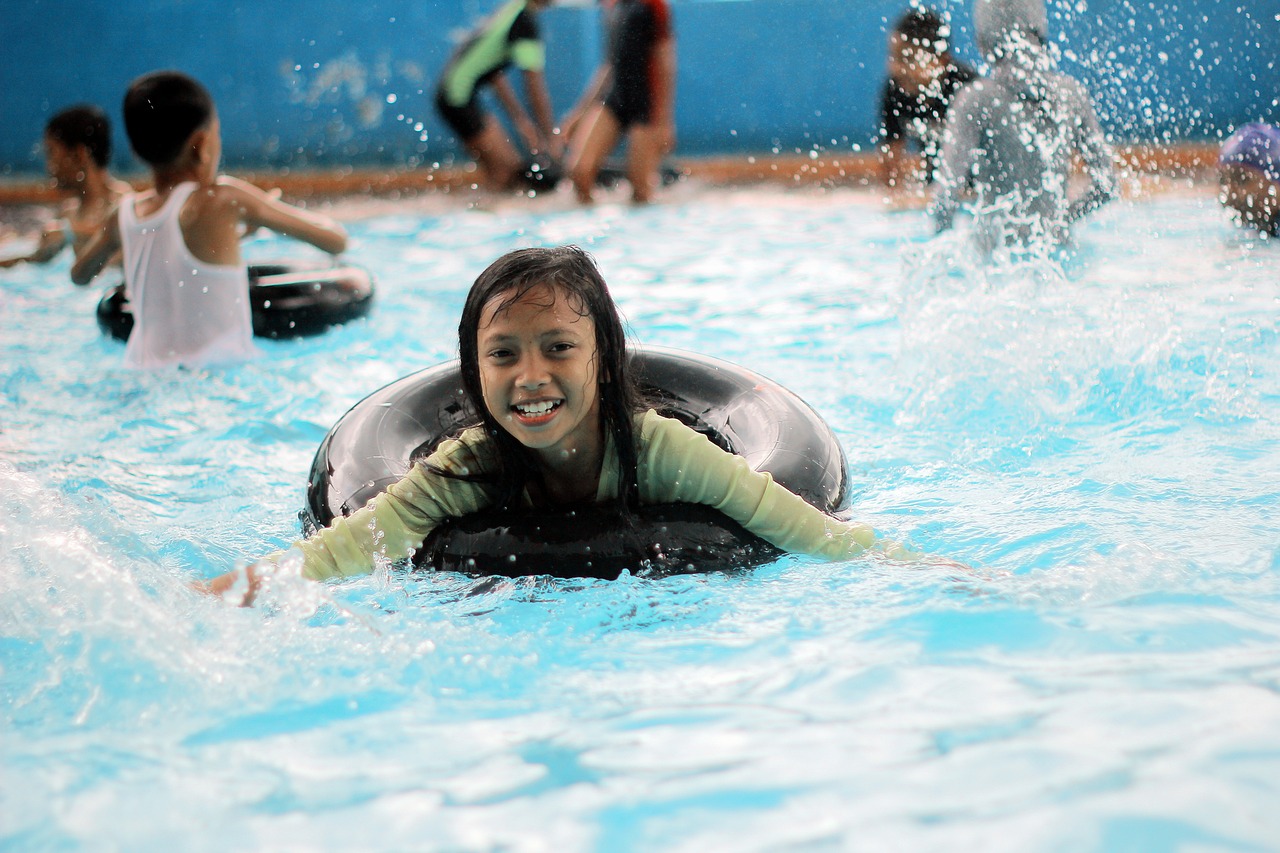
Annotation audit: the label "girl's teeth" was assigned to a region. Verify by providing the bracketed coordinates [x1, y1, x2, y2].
[517, 401, 557, 415]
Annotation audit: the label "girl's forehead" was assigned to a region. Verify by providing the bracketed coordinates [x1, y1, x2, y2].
[480, 283, 591, 328]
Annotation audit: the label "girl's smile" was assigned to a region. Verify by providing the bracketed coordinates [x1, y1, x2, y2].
[477, 283, 604, 493]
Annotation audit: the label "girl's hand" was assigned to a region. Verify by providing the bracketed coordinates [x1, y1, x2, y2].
[193, 563, 265, 607]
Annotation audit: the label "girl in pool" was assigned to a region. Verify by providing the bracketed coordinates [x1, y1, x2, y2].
[204, 246, 914, 604]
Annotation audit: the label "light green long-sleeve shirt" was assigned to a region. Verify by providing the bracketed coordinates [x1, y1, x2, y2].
[289, 410, 895, 581]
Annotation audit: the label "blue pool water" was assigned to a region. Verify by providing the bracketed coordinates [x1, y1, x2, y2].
[2, 186, 1278, 850]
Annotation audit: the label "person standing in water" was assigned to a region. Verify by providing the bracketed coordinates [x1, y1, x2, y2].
[878, 8, 977, 205]
[1218, 123, 1280, 238]
[931, 0, 1116, 247]
[562, 0, 676, 204]
[433, 0, 561, 191]
[0, 105, 131, 269]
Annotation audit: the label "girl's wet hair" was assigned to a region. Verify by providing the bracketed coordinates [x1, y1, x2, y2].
[453, 245, 642, 511]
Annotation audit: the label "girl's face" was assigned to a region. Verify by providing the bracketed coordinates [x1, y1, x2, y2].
[477, 283, 603, 464]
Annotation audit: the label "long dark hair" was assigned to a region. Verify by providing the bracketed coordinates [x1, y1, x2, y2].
[450, 245, 642, 511]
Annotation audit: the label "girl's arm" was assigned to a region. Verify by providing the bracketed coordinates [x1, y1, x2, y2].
[199, 434, 497, 605]
[219, 176, 347, 256]
[639, 412, 917, 561]
[70, 207, 121, 285]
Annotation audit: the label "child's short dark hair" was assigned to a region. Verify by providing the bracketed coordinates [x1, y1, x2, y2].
[45, 105, 113, 168]
[123, 71, 214, 167]
[893, 7, 950, 52]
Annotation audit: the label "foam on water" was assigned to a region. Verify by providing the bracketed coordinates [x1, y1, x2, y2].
[2, 186, 1279, 850]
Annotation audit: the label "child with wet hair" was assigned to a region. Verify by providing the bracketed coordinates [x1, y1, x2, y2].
[201, 246, 919, 606]
[878, 7, 977, 203]
[1218, 123, 1280, 237]
[0, 105, 131, 269]
[72, 71, 347, 368]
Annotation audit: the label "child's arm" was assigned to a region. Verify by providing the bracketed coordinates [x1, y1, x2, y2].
[491, 72, 542, 154]
[930, 84, 982, 233]
[70, 208, 121, 285]
[219, 177, 347, 255]
[560, 64, 613, 143]
[520, 69, 558, 155]
[0, 223, 67, 268]
[1066, 84, 1118, 224]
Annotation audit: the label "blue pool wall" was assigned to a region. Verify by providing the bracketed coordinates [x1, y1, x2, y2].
[4, 0, 1277, 175]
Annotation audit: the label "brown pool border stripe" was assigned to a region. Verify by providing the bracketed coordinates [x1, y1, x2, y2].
[0, 144, 1219, 205]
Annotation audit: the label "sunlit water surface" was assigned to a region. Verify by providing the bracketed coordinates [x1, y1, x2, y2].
[2, 185, 1278, 851]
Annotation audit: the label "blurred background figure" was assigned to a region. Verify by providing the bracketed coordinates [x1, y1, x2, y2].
[563, 0, 676, 204]
[433, 0, 561, 192]
[1218, 123, 1280, 237]
[931, 0, 1116, 249]
[878, 7, 975, 207]
[1, 105, 130, 269]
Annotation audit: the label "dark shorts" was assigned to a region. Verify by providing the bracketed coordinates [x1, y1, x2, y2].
[434, 87, 487, 142]
[603, 86, 652, 131]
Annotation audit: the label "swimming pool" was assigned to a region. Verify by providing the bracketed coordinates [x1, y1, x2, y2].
[2, 185, 1278, 850]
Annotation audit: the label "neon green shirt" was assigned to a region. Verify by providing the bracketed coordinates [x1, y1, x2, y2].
[441, 0, 546, 106]
[288, 410, 904, 581]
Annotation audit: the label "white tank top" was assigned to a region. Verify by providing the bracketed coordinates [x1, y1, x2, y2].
[118, 182, 259, 369]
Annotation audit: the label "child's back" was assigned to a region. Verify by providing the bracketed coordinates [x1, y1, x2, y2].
[72, 71, 347, 368]
[931, 0, 1115, 246]
[117, 180, 256, 368]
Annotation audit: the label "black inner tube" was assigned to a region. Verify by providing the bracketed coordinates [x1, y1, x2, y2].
[302, 348, 849, 580]
[96, 262, 375, 341]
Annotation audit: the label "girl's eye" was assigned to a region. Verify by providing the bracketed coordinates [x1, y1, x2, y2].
[548, 342, 575, 354]
[487, 348, 514, 360]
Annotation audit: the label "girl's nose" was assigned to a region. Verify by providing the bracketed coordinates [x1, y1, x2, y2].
[516, 354, 550, 389]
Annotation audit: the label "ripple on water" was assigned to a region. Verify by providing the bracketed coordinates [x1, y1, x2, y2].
[2, 190, 1279, 849]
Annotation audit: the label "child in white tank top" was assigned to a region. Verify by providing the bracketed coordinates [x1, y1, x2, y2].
[117, 182, 258, 368]
[73, 71, 348, 369]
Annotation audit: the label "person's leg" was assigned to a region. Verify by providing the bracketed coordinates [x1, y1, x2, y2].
[568, 105, 622, 204]
[465, 119, 526, 191]
[625, 123, 667, 204]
